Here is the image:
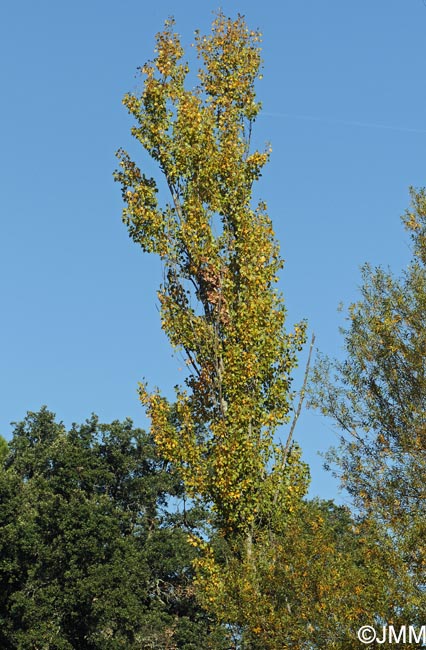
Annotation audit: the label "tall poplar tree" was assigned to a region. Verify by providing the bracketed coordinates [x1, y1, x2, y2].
[115, 14, 402, 648]
[115, 13, 308, 543]
[115, 11, 312, 645]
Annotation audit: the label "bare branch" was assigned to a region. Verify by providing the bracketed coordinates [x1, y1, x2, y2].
[273, 332, 315, 506]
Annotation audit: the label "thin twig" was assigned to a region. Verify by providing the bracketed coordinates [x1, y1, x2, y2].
[273, 332, 315, 506]
[283, 332, 316, 459]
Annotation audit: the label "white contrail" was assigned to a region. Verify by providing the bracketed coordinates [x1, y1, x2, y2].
[261, 111, 426, 135]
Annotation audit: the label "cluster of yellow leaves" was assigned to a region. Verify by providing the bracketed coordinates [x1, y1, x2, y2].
[192, 502, 404, 649]
[115, 11, 307, 537]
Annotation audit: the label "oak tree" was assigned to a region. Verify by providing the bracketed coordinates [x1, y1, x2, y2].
[0, 408, 228, 649]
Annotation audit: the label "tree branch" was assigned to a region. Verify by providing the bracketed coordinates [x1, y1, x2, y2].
[273, 332, 315, 506]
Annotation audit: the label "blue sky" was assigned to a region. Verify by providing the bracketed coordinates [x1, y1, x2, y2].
[1, 0, 425, 500]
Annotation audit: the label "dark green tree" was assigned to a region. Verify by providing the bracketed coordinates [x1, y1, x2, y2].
[0, 434, 8, 463]
[0, 407, 228, 649]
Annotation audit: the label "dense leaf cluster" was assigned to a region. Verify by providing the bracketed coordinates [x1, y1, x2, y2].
[0, 409, 227, 649]
[114, 13, 308, 537]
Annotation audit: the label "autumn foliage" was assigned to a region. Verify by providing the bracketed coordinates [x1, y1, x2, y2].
[114, 12, 420, 649]
[115, 13, 307, 539]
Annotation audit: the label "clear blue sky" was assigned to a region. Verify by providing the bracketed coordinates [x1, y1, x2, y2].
[1, 0, 425, 500]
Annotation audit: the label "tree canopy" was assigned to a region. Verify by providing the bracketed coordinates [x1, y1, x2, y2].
[0, 408, 227, 649]
[115, 13, 309, 541]
[114, 12, 417, 648]
[309, 187, 426, 621]
[1, 11, 423, 649]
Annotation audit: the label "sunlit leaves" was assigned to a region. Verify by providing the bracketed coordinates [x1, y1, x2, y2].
[309, 187, 426, 618]
[193, 501, 403, 650]
[112, 11, 421, 647]
[115, 12, 315, 648]
[115, 11, 307, 538]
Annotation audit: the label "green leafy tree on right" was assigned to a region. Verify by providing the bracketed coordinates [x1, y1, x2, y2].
[309, 187, 426, 622]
